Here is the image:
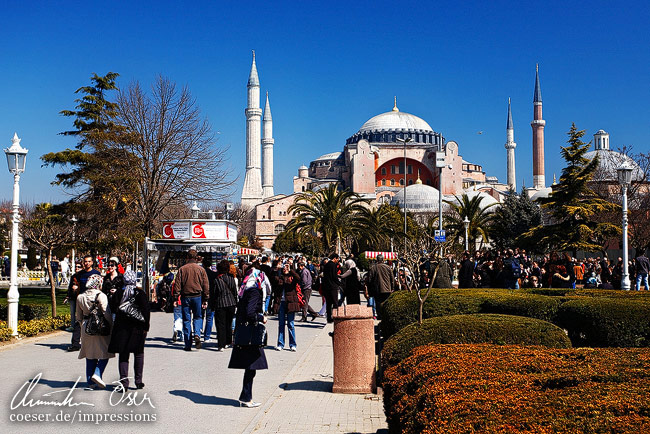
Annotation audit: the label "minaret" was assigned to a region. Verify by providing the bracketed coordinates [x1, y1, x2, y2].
[262, 92, 274, 199]
[505, 98, 517, 191]
[241, 50, 263, 209]
[531, 64, 546, 190]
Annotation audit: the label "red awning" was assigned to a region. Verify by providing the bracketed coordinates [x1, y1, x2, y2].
[238, 248, 260, 256]
[363, 251, 397, 260]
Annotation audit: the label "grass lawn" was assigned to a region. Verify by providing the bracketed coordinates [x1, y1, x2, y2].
[0, 286, 69, 317]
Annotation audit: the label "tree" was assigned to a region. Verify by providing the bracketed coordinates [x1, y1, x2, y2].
[444, 193, 497, 251]
[115, 76, 234, 237]
[355, 204, 402, 252]
[41, 72, 141, 252]
[22, 203, 70, 317]
[287, 183, 368, 254]
[491, 188, 542, 251]
[524, 123, 620, 254]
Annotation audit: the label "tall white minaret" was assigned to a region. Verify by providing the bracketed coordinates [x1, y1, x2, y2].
[262, 92, 274, 199]
[505, 97, 517, 191]
[241, 50, 263, 209]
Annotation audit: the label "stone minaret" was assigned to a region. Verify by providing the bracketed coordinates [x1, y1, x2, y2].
[531, 64, 546, 190]
[505, 98, 517, 191]
[241, 51, 263, 209]
[262, 92, 274, 199]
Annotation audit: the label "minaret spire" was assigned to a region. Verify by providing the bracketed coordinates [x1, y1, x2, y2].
[505, 97, 517, 191]
[392, 96, 399, 112]
[241, 50, 264, 209]
[262, 91, 274, 199]
[531, 64, 546, 190]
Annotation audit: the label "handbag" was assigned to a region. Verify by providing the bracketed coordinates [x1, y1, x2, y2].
[295, 283, 305, 308]
[234, 321, 267, 347]
[118, 296, 146, 323]
[84, 293, 111, 336]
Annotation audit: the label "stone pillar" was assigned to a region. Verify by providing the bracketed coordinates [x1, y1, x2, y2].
[332, 304, 376, 394]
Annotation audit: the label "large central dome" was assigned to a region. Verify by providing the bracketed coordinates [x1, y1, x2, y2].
[359, 106, 433, 133]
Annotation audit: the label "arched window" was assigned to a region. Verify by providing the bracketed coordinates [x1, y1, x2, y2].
[274, 224, 286, 235]
[399, 179, 404, 186]
[381, 167, 386, 175]
[390, 179, 395, 186]
[382, 179, 386, 186]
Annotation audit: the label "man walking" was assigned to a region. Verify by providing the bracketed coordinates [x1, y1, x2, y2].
[635, 252, 650, 291]
[298, 261, 319, 321]
[64, 255, 100, 351]
[321, 253, 342, 323]
[367, 254, 395, 319]
[176, 249, 210, 351]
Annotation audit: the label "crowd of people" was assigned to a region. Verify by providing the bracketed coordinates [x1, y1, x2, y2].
[58, 246, 649, 406]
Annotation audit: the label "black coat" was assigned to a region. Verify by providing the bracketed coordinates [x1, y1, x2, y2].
[108, 288, 150, 354]
[228, 285, 268, 371]
[343, 268, 361, 304]
[458, 259, 475, 289]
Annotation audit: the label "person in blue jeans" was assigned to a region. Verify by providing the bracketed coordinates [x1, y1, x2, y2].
[176, 249, 210, 351]
[273, 264, 302, 351]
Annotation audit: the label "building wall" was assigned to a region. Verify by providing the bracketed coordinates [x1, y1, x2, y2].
[254, 195, 298, 249]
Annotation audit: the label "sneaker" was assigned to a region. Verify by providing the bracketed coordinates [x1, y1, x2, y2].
[275, 346, 283, 351]
[216, 347, 224, 352]
[194, 335, 202, 349]
[91, 374, 106, 389]
[136, 383, 145, 389]
[239, 401, 261, 408]
[289, 347, 297, 352]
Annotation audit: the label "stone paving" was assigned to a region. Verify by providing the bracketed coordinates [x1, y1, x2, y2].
[0, 297, 387, 434]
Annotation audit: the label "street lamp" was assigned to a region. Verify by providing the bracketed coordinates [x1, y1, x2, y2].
[463, 216, 470, 252]
[70, 215, 77, 277]
[396, 136, 413, 239]
[4, 133, 28, 337]
[617, 161, 633, 291]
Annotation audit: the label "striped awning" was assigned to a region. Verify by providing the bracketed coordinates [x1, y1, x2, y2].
[238, 248, 260, 256]
[363, 251, 397, 260]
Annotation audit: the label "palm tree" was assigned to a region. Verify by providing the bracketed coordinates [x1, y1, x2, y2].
[444, 193, 497, 251]
[287, 183, 368, 254]
[356, 204, 402, 252]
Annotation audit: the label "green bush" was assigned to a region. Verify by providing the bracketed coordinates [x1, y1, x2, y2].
[380, 290, 484, 338]
[556, 298, 650, 347]
[481, 293, 562, 322]
[0, 303, 50, 321]
[526, 288, 577, 297]
[0, 314, 70, 341]
[382, 314, 571, 369]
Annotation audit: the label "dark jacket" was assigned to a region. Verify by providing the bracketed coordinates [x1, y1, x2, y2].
[432, 260, 453, 288]
[177, 262, 210, 300]
[368, 262, 395, 295]
[321, 261, 341, 294]
[273, 271, 302, 314]
[107, 288, 150, 354]
[636, 256, 650, 274]
[102, 273, 125, 295]
[67, 269, 101, 300]
[210, 273, 237, 310]
[342, 267, 361, 304]
[228, 284, 268, 371]
[458, 259, 475, 288]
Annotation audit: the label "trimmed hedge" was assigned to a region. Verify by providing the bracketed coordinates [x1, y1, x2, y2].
[0, 314, 70, 341]
[0, 303, 50, 321]
[557, 298, 650, 347]
[382, 314, 571, 369]
[480, 293, 562, 321]
[383, 344, 650, 434]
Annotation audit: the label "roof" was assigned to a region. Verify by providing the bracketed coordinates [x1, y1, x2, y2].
[359, 108, 433, 134]
[585, 149, 644, 181]
[390, 184, 442, 212]
[314, 152, 343, 161]
[534, 64, 542, 103]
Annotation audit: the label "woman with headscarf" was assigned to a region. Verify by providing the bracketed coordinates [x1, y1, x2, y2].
[339, 258, 361, 304]
[108, 270, 151, 390]
[76, 273, 113, 388]
[228, 262, 269, 408]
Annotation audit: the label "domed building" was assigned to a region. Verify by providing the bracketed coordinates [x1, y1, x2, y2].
[586, 130, 644, 182]
[389, 181, 442, 213]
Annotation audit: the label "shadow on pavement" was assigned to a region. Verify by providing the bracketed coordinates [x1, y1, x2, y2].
[35, 343, 70, 351]
[279, 380, 332, 392]
[169, 389, 239, 406]
[293, 322, 326, 329]
[34, 378, 82, 389]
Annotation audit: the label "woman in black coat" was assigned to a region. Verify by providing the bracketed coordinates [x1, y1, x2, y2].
[228, 265, 268, 408]
[108, 270, 150, 390]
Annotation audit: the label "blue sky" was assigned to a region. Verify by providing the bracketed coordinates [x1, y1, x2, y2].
[1, 1, 649, 205]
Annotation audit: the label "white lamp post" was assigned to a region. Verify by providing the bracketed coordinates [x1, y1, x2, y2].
[70, 215, 77, 277]
[463, 216, 470, 252]
[4, 133, 28, 336]
[617, 161, 633, 291]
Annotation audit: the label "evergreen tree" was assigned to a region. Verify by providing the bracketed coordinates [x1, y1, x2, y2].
[523, 123, 620, 254]
[491, 187, 542, 251]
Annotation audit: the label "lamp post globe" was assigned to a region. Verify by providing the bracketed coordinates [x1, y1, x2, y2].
[617, 161, 633, 291]
[4, 133, 28, 337]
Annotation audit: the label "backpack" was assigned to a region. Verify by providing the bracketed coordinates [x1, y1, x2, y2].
[508, 258, 522, 278]
[84, 293, 111, 336]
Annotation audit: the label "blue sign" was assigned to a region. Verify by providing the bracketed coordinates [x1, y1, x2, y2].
[434, 229, 446, 242]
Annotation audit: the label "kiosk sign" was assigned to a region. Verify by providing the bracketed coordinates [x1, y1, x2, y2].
[162, 221, 190, 239]
[162, 220, 237, 242]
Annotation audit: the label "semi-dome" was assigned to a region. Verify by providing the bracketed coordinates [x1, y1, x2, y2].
[447, 190, 500, 209]
[584, 149, 644, 182]
[530, 187, 552, 201]
[359, 108, 433, 134]
[390, 184, 441, 213]
[314, 151, 343, 161]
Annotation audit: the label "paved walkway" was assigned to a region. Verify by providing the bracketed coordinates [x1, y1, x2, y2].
[0, 299, 387, 434]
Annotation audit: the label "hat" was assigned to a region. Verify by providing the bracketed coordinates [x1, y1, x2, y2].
[109, 256, 120, 264]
